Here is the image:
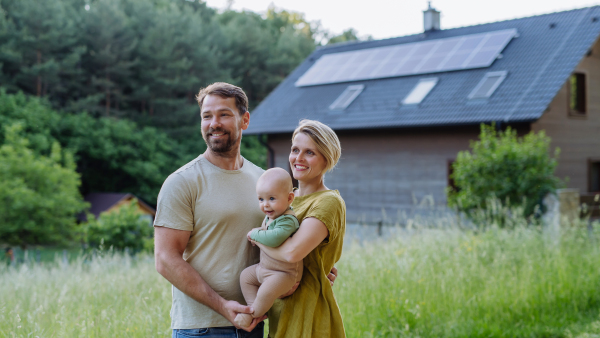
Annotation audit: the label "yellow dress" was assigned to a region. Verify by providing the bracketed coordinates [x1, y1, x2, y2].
[267, 190, 346, 338]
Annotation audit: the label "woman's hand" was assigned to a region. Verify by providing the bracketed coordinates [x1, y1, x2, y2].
[327, 266, 337, 286]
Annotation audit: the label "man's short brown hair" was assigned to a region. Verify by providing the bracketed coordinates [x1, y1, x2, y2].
[196, 82, 249, 115]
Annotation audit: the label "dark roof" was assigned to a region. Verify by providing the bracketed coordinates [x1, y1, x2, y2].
[246, 6, 600, 135]
[78, 193, 155, 221]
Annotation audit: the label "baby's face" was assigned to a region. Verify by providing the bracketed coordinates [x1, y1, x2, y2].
[256, 182, 291, 220]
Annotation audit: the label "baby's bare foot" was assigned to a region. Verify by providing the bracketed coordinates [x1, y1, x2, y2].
[234, 313, 253, 328]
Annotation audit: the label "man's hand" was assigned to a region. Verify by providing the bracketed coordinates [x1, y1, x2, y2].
[327, 266, 338, 286]
[220, 300, 266, 332]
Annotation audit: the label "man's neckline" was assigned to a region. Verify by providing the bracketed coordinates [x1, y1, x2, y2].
[200, 154, 246, 173]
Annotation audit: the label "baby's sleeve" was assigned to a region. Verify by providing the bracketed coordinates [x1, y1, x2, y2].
[250, 216, 299, 247]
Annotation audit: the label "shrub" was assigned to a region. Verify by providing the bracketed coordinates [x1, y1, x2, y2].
[85, 200, 154, 253]
[447, 124, 562, 221]
[0, 124, 87, 247]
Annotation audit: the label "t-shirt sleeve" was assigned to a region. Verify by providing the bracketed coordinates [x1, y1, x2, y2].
[250, 216, 299, 247]
[153, 173, 195, 231]
[304, 194, 345, 243]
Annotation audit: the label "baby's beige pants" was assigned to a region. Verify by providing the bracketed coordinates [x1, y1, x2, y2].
[239, 250, 303, 319]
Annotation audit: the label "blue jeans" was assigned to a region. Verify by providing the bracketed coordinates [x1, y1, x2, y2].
[172, 322, 264, 338]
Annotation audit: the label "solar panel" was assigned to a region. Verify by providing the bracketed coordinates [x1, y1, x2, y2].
[295, 29, 517, 87]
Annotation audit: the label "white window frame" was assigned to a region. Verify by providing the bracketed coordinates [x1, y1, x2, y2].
[468, 71, 507, 99]
[329, 85, 365, 110]
[402, 77, 438, 105]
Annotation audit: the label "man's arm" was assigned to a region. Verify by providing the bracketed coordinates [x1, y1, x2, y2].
[154, 226, 265, 331]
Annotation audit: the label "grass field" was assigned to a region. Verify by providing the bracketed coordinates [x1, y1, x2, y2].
[2, 223, 600, 337]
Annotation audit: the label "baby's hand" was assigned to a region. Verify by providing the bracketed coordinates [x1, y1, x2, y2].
[246, 229, 254, 242]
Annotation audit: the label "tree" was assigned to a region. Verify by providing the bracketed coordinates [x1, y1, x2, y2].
[327, 29, 359, 45]
[0, 90, 188, 205]
[447, 124, 562, 219]
[0, 0, 85, 101]
[85, 200, 153, 253]
[0, 124, 87, 247]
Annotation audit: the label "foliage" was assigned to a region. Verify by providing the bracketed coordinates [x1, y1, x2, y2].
[0, 0, 319, 139]
[85, 200, 154, 253]
[447, 124, 562, 220]
[0, 90, 190, 205]
[327, 28, 360, 45]
[0, 124, 87, 247]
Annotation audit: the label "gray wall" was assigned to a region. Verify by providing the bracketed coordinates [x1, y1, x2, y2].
[268, 127, 481, 223]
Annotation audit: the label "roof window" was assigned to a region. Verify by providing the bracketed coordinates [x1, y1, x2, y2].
[329, 85, 364, 110]
[469, 71, 507, 99]
[402, 78, 438, 105]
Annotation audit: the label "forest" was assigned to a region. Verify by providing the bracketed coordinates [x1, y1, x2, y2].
[0, 0, 360, 246]
[0, 0, 359, 202]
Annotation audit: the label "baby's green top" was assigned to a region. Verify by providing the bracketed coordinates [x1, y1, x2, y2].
[250, 214, 299, 247]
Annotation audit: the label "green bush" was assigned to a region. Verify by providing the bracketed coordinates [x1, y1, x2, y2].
[85, 200, 154, 253]
[0, 124, 87, 247]
[448, 124, 562, 221]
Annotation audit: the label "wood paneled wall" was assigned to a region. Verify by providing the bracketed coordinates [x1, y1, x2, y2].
[532, 38, 600, 193]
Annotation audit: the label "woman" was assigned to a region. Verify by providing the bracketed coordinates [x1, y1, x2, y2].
[253, 119, 346, 337]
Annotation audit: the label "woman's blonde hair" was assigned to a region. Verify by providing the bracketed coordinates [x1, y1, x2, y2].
[292, 119, 341, 173]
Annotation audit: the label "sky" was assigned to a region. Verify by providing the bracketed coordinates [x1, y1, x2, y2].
[203, 0, 600, 40]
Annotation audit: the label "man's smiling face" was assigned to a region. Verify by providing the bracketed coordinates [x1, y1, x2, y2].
[200, 94, 249, 155]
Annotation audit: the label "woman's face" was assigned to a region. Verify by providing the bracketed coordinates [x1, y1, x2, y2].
[289, 133, 327, 182]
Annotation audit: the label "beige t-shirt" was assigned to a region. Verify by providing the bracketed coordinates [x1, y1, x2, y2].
[154, 155, 264, 329]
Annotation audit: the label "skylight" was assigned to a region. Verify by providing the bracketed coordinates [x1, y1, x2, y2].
[402, 78, 438, 105]
[469, 71, 507, 99]
[329, 85, 364, 110]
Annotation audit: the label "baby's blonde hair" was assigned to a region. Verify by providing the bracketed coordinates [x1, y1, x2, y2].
[292, 119, 341, 173]
[258, 168, 293, 193]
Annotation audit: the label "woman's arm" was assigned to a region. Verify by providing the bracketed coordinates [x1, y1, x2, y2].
[253, 217, 328, 263]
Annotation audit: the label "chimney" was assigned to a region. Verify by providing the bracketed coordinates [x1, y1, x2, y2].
[423, 2, 441, 32]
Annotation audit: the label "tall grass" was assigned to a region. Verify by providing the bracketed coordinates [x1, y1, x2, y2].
[337, 224, 600, 337]
[1, 224, 600, 337]
[0, 254, 172, 337]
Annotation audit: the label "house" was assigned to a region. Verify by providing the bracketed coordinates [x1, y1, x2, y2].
[245, 5, 600, 222]
[79, 193, 156, 222]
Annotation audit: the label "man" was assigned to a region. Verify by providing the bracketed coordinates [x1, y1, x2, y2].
[154, 82, 267, 337]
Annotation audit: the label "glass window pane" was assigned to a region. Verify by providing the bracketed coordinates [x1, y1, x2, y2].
[402, 78, 438, 105]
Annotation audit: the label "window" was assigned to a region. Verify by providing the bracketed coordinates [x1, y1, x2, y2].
[402, 78, 438, 105]
[329, 85, 364, 110]
[590, 160, 600, 192]
[468, 71, 507, 99]
[568, 72, 586, 116]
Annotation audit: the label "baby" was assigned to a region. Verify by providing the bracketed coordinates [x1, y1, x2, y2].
[234, 167, 303, 328]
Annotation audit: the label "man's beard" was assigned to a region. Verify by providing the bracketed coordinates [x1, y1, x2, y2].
[203, 128, 239, 154]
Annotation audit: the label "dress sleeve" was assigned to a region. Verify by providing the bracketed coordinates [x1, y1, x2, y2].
[250, 216, 299, 247]
[153, 173, 195, 231]
[303, 193, 345, 243]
